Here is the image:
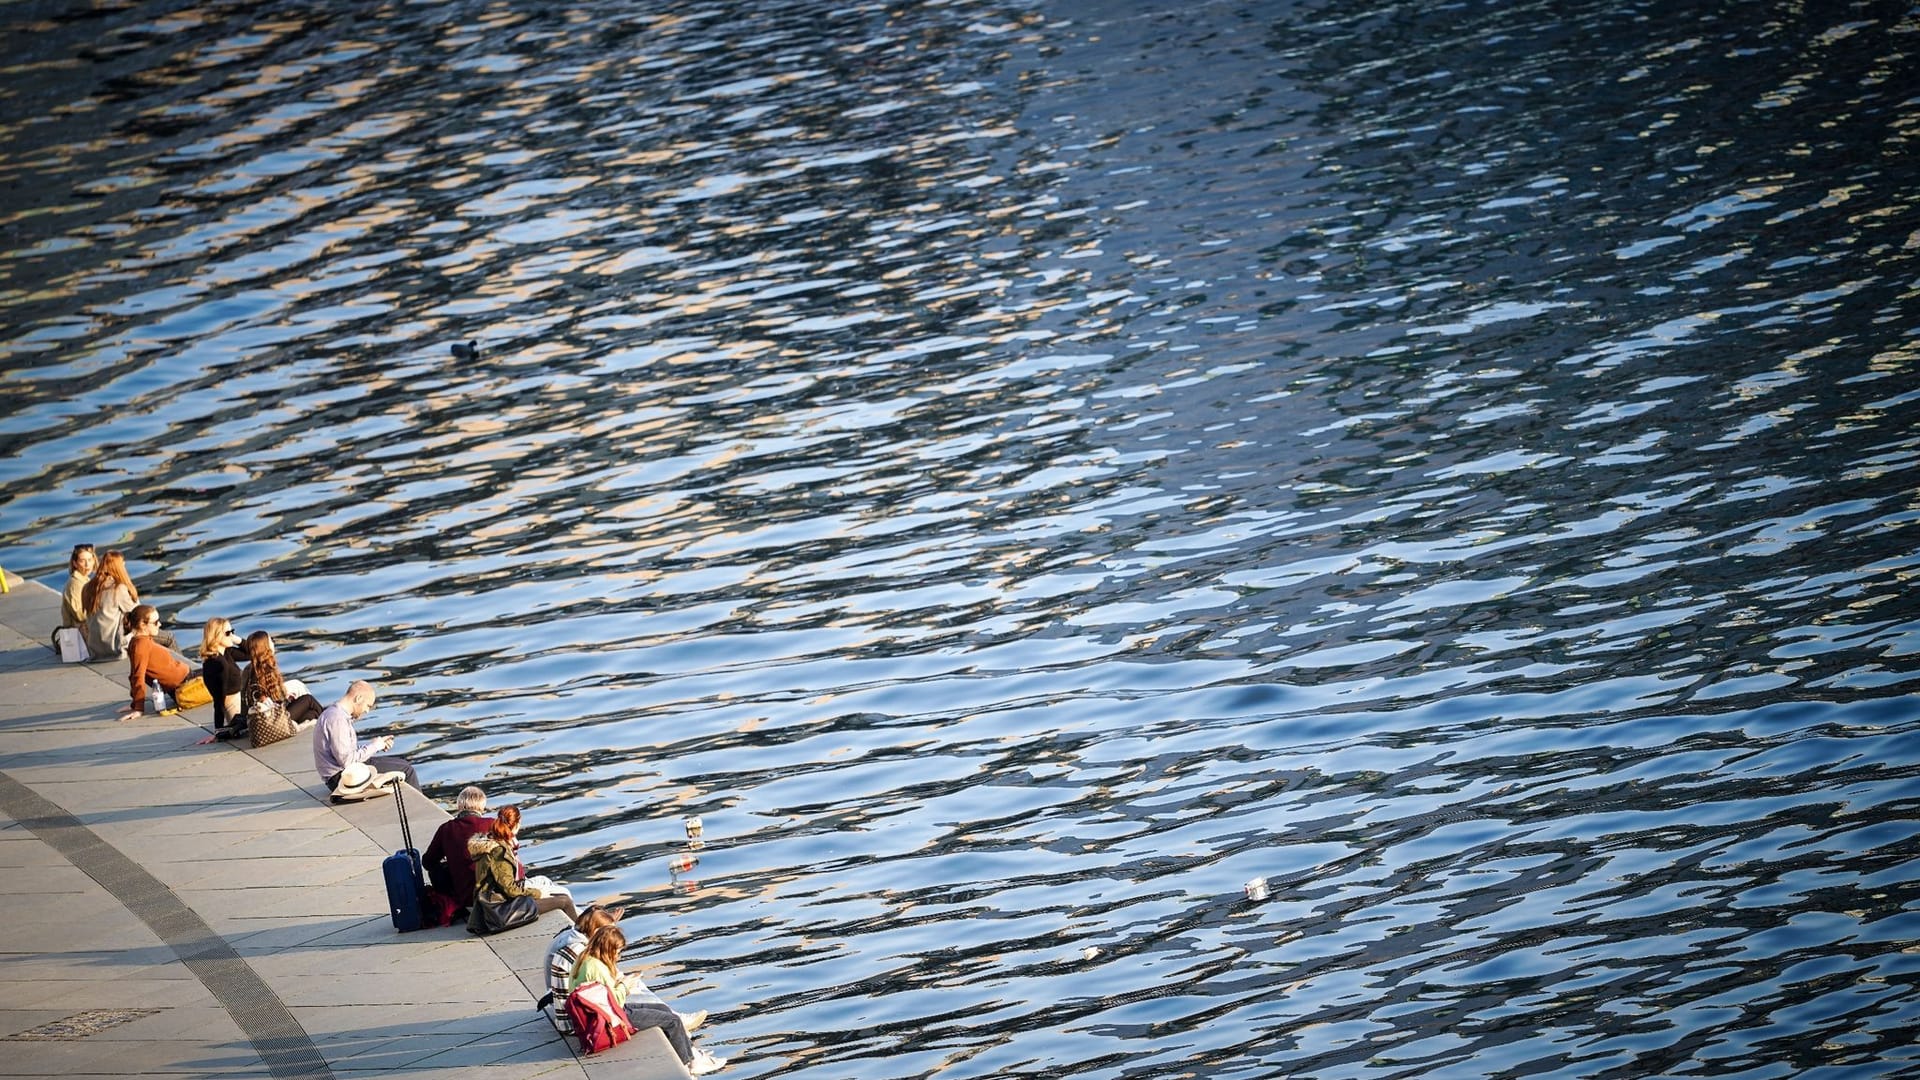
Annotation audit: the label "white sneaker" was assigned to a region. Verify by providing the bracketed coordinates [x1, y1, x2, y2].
[690, 1048, 728, 1075]
[679, 1009, 708, 1033]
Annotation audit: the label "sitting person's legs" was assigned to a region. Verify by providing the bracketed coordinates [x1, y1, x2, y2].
[535, 893, 580, 924]
[364, 753, 419, 790]
[622, 1000, 694, 1065]
[288, 693, 323, 726]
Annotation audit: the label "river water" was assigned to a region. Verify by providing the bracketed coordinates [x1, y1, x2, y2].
[3, 0, 1918, 1076]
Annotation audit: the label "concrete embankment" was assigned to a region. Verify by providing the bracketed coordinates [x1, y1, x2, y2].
[0, 572, 686, 1079]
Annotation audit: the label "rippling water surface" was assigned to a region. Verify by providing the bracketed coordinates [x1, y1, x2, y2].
[4, 0, 1919, 1076]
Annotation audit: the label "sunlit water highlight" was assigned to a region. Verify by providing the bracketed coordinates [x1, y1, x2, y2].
[3, 0, 1918, 1076]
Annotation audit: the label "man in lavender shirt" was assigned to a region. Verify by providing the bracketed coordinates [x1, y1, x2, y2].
[313, 680, 418, 797]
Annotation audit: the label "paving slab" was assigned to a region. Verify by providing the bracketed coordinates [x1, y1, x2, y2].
[0, 575, 703, 1079]
[0, 1039, 271, 1076]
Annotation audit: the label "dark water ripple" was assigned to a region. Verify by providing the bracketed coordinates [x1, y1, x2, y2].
[4, 0, 1919, 1076]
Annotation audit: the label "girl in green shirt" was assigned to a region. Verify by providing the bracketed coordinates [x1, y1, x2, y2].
[569, 926, 727, 1074]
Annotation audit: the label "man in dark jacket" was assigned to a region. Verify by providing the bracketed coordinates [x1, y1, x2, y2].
[422, 785, 495, 918]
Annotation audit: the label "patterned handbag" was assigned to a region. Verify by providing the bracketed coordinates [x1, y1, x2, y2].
[250, 695, 295, 747]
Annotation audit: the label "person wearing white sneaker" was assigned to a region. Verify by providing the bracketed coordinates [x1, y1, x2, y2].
[545, 905, 627, 1042]
[568, 925, 727, 1071]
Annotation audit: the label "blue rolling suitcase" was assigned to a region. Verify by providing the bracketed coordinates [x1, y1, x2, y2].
[382, 779, 427, 932]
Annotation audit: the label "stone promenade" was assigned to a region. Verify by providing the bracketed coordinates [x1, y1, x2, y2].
[0, 572, 688, 1079]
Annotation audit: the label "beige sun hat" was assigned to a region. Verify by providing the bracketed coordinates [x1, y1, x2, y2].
[331, 761, 404, 802]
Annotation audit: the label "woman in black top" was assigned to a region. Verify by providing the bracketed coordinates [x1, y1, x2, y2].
[200, 617, 248, 740]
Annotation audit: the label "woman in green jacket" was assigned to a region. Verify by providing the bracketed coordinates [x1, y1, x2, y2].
[467, 805, 579, 930]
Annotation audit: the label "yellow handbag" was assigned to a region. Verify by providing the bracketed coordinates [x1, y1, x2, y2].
[174, 676, 212, 710]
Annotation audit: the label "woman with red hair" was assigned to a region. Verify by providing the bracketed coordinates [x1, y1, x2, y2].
[80, 551, 140, 661]
[241, 631, 322, 728]
[81, 551, 176, 660]
[467, 805, 579, 931]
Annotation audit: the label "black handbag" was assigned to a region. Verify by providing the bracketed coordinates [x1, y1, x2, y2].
[471, 889, 539, 935]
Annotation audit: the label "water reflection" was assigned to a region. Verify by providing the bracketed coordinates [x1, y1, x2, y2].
[4, 0, 1920, 1076]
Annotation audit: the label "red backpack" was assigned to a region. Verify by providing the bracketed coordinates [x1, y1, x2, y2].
[564, 981, 634, 1055]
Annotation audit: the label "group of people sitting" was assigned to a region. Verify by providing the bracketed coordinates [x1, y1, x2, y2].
[52, 543, 313, 730]
[53, 544, 727, 1074]
[423, 788, 728, 1075]
[58, 543, 167, 664]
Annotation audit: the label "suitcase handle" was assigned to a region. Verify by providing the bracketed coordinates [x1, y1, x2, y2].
[389, 780, 426, 892]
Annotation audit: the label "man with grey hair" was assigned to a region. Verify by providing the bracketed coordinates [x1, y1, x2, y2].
[313, 679, 418, 798]
[423, 785, 494, 917]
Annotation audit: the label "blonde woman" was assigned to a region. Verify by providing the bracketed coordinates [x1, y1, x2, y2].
[569, 925, 724, 1074]
[200, 618, 249, 740]
[52, 543, 96, 658]
[59, 544, 96, 628]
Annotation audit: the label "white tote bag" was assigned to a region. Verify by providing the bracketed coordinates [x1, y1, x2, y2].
[54, 627, 89, 663]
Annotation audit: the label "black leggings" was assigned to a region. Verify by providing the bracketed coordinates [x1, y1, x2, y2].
[287, 693, 322, 726]
[235, 694, 321, 735]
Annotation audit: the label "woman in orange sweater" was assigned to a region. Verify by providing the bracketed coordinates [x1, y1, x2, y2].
[122, 604, 190, 722]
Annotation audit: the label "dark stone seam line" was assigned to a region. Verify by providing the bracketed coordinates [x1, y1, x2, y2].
[0, 768, 334, 1079]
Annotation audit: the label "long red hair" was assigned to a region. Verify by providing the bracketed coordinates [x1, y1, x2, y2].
[488, 804, 521, 843]
[84, 551, 136, 615]
[244, 631, 286, 701]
